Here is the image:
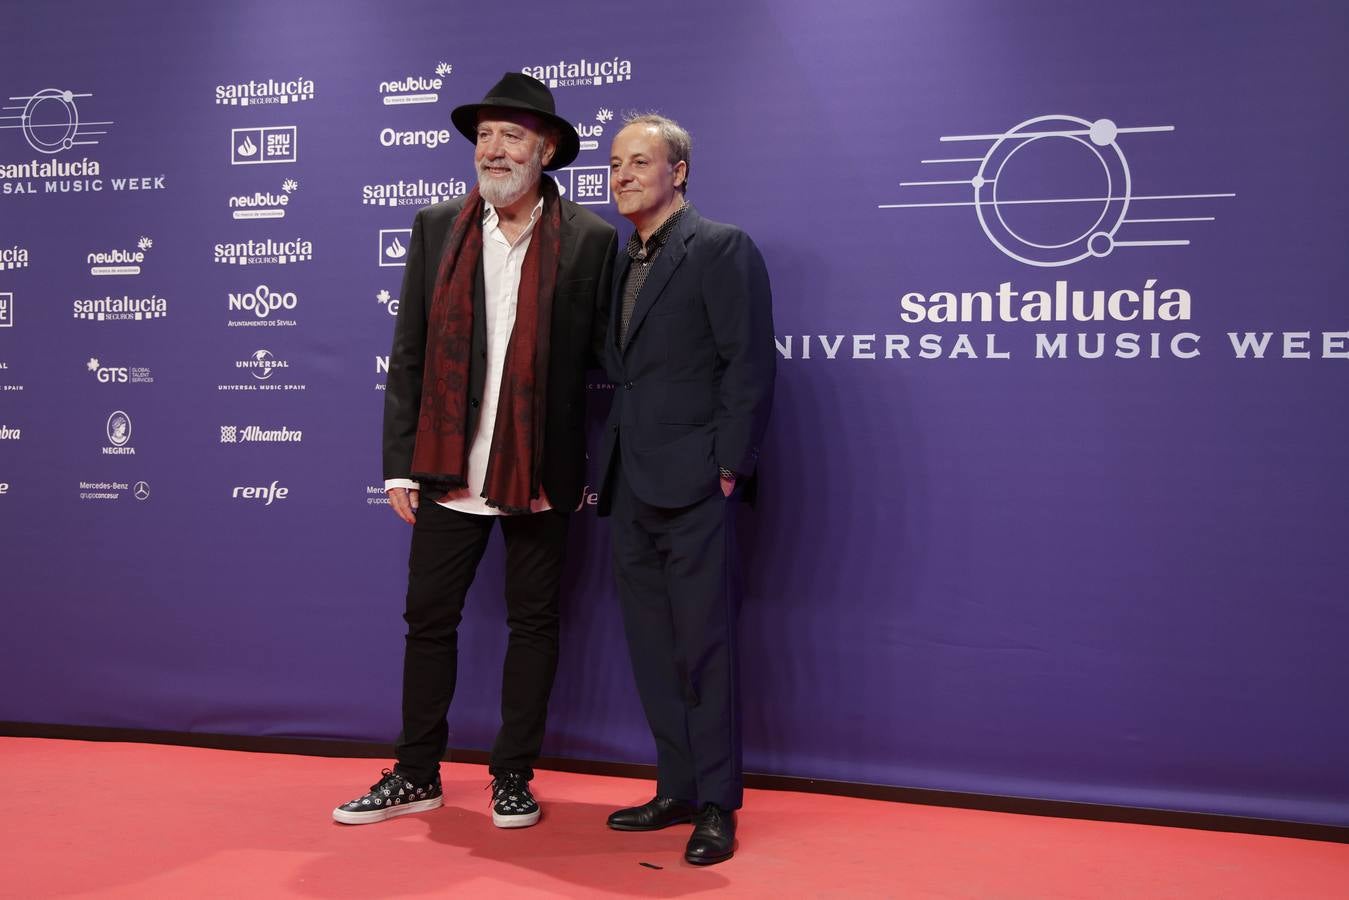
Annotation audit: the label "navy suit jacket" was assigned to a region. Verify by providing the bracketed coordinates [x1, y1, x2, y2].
[597, 204, 775, 513]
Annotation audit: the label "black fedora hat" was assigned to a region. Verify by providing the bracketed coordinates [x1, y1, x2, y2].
[450, 72, 580, 171]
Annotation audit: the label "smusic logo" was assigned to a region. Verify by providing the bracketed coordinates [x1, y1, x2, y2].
[0, 292, 11, 328]
[213, 237, 313, 265]
[231, 126, 297, 165]
[215, 76, 315, 106]
[379, 229, 411, 266]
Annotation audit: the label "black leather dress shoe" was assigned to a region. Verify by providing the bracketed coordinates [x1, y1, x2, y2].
[684, 803, 736, 865]
[607, 796, 697, 831]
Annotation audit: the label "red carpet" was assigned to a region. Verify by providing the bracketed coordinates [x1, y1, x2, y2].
[4, 738, 1345, 898]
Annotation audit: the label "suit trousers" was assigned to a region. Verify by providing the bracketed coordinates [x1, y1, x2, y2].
[394, 500, 570, 781]
[611, 459, 744, 810]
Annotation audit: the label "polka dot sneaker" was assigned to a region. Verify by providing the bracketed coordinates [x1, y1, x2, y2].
[332, 768, 442, 825]
[489, 771, 540, 828]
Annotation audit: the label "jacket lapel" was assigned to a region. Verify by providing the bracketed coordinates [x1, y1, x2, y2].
[621, 206, 695, 356]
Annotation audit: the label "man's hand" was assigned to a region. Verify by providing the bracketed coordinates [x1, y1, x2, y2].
[387, 487, 420, 525]
[720, 475, 736, 498]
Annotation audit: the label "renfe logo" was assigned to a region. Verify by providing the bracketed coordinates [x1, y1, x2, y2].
[232, 480, 288, 505]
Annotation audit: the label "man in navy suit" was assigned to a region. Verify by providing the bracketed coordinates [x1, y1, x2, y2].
[597, 114, 776, 865]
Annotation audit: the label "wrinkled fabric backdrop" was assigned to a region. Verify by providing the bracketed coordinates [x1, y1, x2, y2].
[1, 0, 1345, 826]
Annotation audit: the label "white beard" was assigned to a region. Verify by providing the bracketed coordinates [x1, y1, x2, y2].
[477, 149, 544, 208]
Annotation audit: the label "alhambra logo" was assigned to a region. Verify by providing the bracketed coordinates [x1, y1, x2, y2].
[88, 236, 152, 276]
[879, 114, 1235, 267]
[214, 237, 313, 266]
[0, 244, 29, 271]
[521, 57, 633, 88]
[229, 179, 298, 220]
[362, 177, 466, 207]
[215, 76, 315, 106]
[379, 63, 452, 105]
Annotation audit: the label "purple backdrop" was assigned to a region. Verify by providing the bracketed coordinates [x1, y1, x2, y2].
[2, 0, 1346, 827]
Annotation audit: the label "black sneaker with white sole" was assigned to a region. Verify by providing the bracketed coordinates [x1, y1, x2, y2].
[332, 768, 442, 825]
[489, 771, 540, 828]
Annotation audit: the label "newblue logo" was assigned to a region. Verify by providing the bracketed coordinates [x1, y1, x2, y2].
[379, 63, 452, 105]
[88, 236, 152, 275]
[229, 179, 297, 219]
[215, 77, 315, 106]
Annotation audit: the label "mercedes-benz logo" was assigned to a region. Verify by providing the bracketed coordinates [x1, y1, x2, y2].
[133, 481, 150, 501]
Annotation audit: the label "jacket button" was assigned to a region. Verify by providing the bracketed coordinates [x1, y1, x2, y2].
[471, 398, 480, 408]
[624, 381, 633, 390]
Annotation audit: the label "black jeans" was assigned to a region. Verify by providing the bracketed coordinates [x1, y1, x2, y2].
[394, 501, 570, 782]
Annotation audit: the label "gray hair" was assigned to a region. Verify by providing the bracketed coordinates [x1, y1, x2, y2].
[623, 112, 691, 194]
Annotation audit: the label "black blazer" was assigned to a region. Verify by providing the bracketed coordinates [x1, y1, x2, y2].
[382, 192, 617, 511]
[597, 204, 775, 512]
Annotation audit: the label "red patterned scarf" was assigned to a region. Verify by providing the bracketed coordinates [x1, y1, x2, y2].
[410, 178, 562, 513]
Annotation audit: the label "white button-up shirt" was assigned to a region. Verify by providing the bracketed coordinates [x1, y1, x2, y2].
[386, 197, 552, 515]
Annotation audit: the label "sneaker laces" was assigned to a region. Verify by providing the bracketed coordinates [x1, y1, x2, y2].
[487, 772, 529, 805]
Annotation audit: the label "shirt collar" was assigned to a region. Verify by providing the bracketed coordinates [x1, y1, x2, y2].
[482, 195, 545, 230]
[626, 202, 687, 261]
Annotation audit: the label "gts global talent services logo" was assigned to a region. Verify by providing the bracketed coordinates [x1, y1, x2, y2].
[88, 236, 152, 276]
[214, 237, 313, 266]
[379, 62, 452, 105]
[521, 57, 633, 89]
[87, 357, 153, 384]
[229, 178, 298, 219]
[215, 76, 315, 107]
[0, 243, 29, 271]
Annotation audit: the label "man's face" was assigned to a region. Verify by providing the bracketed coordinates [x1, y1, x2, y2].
[474, 109, 555, 208]
[610, 124, 685, 223]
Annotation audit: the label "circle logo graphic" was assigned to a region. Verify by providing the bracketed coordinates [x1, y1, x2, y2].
[106, 410, 131, 446]
[974, 116, 1130, 267]
[133, 481, 151, 501]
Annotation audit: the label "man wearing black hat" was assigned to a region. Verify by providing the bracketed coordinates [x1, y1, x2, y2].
[333, 73, 616, 829]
